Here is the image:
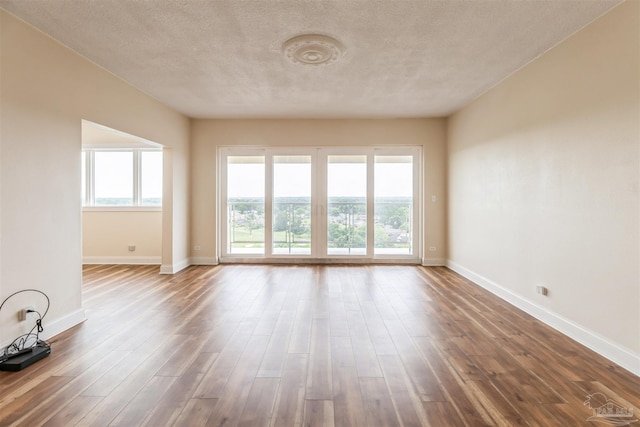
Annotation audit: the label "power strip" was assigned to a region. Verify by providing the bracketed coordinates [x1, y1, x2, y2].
[0, 342, 51, 372]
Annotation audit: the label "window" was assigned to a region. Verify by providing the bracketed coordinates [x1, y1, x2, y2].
[140, 151, 163, 206]
[82, 149, 163, 208]
[94, 151, 134, 205]
[219, 146, 421, 262]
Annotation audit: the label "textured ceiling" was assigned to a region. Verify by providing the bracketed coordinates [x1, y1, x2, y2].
[0, 0, 622, 118]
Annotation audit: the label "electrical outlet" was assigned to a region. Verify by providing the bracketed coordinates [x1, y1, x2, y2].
[429, 246, 436, 252]
[536, 286, 548, 296]
[128, 244, 136, 252]
[194, 245, 201, 251]
[19, 306, 36, 322]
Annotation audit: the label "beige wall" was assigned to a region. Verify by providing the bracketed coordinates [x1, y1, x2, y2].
[190, 118, 447, 264]
[0, 10, 190, 343]
[448, 0, 639, 371]
[82, 211, 162, 263]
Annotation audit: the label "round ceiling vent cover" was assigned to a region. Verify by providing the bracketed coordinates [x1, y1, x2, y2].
[283, 34, 345, 66]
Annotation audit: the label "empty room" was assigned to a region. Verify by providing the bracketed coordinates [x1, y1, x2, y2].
[0, 0, 638, 426]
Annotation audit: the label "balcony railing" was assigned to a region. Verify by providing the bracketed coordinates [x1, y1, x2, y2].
[227, 198, 412, 255]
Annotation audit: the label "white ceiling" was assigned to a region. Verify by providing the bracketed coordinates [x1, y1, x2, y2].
[0, 0, 622, 119]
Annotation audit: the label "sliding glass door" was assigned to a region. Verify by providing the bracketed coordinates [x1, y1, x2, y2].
[327, 155, 368, 255]
[374, 155, 414, 255]
[272, 155, 312, 255]
[225, 154, 265, 254]
[220, 147, 420, 262]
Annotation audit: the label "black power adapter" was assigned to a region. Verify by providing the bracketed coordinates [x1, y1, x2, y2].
[0, 341, 51, 372]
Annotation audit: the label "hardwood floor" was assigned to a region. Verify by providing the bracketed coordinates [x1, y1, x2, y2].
[1, 264, 638, 426]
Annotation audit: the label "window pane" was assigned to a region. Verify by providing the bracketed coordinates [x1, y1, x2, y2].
[273, 156, 311, 255]
[327, 155, 367, 255]
[94, 151, 133, 206]
[375, 156, 413, 255]
[227, 156, 265, 254]
[141, 151, 163, 206]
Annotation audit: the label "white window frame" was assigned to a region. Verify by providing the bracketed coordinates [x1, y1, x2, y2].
[218, 146, 422, 264]
[82, 148, 163, 211]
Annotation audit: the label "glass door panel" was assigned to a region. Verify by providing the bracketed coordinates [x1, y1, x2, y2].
[226, 155, 265, 254]
[272, 155, 312, 255]
[327, 155, 367, 255]
[374, 155, 413, 255]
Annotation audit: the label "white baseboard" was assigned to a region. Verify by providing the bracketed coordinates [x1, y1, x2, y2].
[189, 257, 218, 265]
[83, 256, 161, 265]
[422, 257, 446, 266]
[40, 308, 87, 341]
[446, 260, 640, 376]
[1, 308, 86, 350]
[160, 258, 190, 275]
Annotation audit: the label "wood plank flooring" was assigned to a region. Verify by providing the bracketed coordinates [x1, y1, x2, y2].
[1, 264, 638, 426]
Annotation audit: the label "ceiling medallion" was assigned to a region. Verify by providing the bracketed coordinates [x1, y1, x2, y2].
[283, 34, 345, 66]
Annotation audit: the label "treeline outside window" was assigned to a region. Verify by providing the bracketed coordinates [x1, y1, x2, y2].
[82, 149, 163, 207]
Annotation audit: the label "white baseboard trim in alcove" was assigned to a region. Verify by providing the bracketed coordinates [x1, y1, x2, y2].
[82, 256, 161, 265]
